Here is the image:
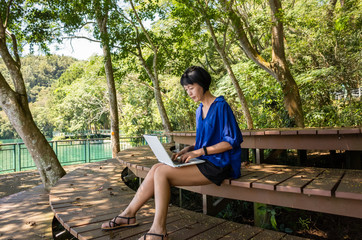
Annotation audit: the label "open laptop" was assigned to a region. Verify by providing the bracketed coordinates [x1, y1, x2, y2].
[143, 135, 205, 167]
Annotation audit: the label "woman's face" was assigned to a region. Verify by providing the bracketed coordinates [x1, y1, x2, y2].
[183, 83, 204, 102]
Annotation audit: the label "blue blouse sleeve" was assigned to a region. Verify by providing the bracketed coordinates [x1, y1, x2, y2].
[219, 102, 243, 149]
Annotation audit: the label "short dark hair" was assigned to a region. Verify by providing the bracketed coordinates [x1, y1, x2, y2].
[180, 66, 211, 93]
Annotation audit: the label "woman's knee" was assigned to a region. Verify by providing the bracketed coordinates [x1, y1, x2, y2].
[153, 164, 171, 181]
[150, 163, 164, 173]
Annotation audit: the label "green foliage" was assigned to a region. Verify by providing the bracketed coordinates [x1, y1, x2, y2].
[2, 0, 361, 140]
[49, 56, 109, 133]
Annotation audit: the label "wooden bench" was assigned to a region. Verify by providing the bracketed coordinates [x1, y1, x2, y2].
[118, 145, 362, 219]
[49, 159, 309, 239]
[169, 128, 362, 166]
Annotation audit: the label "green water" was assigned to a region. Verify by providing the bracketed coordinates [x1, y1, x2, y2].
[0, 136, 167, 174]
[0, 139, 113, 173]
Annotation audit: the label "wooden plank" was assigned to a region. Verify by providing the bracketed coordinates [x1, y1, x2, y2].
[188, 221, 243, 240]
[252, 229, 286, 239]
[83, 210, 181, 240]
[276, 168, 323, 193]
[339, 128, 361, 134]
[335, 170, 362, 200]
[70, 206, 176, 239]
[298, 129, 317, 135]
[303, 169, 345, 197]
[218, 224, 263, 239]
[282, 234, 313, 240]
[231, 168, 280, 188]
[252, 169, 302, 191]
[165, 210, 226, 239]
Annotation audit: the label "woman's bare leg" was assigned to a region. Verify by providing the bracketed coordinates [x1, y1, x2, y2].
[101, 163, 164, 228]
[142, 164, 211, 239]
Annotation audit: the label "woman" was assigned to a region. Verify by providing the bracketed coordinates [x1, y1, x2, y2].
[101, 66, 243, 240]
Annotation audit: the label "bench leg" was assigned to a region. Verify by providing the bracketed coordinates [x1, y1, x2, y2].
[253, 149, 264, 164]
[202, 195, 232, 216]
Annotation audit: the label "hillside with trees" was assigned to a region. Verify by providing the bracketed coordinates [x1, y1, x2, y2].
[0, 55, 77, 138]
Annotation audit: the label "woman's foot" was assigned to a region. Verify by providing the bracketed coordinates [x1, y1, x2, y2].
[101, 214, 138, 230]
[139, 232, 168, 240]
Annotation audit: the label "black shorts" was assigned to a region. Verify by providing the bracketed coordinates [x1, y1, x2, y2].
[197, 160, 232, 186]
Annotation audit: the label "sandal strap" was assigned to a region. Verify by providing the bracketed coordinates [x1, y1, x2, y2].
[109, 215, 136, 227]
[115, 215, 136, 225]
[144, 232, 168, 239]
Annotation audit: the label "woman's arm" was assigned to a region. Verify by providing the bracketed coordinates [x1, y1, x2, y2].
[178, 141, 232, 163]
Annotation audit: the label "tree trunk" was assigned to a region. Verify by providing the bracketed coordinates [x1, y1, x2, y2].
[136, 45, 173, 133]
[130, 0, 173, 134]
[269, 0, 304, 127]
[0, 36, 65, 190]
[222, 0, 305, 127]
[97, 15, 120, 157]
[204, 17, 254, 129]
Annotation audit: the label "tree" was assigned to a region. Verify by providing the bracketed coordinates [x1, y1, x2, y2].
[51, 0, 121, 157]
[220, 0, 305, 127]
[113, 0, 173, 134]
[0, 0, 65, 189]
[183, 0, 254, 129]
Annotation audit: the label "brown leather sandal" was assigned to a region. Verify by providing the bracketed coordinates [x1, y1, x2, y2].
[101, 215, 139, 231]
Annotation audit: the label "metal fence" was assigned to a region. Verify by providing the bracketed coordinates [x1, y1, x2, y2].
[0, 135, 169, 174]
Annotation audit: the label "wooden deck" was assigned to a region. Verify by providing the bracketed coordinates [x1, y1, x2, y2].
[0, 184, 53, 239]
[49, 159, 309, 240]
[118, 145, 362, 219]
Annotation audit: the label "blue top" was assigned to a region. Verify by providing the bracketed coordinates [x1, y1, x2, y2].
[195, 96, 243, 179]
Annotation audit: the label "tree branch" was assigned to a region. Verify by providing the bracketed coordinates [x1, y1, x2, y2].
[63, 35, 101, 43]
[129, 0, 157, 51]
[6, 29, 20, 66]
[4, 0, 13, 28]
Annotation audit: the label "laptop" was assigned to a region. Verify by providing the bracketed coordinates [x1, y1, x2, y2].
[143, 135, 205, 167]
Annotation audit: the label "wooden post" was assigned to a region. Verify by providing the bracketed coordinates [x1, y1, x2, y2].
[202, 194, 213, 215]
[253, 149, 264, 164]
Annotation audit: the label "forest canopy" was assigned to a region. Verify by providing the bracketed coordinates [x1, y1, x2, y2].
[0, 0, 360, 139]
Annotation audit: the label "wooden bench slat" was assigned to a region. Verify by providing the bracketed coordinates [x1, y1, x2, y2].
[231, 168, 280, 188]
[276, 168, 324, 193]
[303, 169, 345, 197]
[335, 170, 362, 200]
[252, 169, 302, 191]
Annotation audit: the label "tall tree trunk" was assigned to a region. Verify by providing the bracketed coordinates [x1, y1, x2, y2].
[130, 0, 173, 134]
[204, 16, 254, 129]
[96, 15, 120, 157]
[269, 0, 304, 127]
[136, 45, 173, 133]
[0, 31, 65, 190]
[221, 0, 305, 127]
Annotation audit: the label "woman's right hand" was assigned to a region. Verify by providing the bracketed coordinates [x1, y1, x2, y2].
[171, 145, 194, 161]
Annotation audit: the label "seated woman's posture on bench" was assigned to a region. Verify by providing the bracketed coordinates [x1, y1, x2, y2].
[101, 66, 243, 240]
